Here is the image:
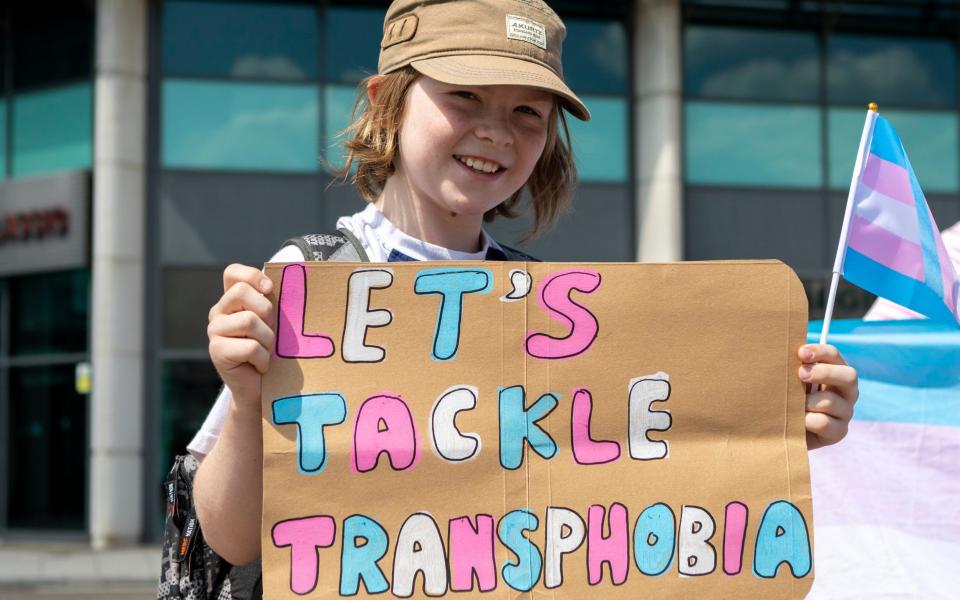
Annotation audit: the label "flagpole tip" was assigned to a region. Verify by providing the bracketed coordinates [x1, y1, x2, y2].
[868, 102, 879, 112]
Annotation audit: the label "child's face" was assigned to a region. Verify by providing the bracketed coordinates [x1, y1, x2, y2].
[394, 76, 554, 220]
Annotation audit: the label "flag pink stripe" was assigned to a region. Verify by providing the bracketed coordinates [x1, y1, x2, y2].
[862, 153, 916, 207]
[848, 215, 925, 281]
[810, 420, 960, 544]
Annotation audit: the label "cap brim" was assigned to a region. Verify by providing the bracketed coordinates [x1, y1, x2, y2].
[409, 54, 590, 121]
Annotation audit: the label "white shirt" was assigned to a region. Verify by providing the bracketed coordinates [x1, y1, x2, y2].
[187, 203, 507, 457]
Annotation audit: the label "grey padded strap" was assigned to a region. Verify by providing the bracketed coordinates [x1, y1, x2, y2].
[279, 229, 369, 262]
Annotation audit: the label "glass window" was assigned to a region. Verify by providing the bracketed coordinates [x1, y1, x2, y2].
[10, 270, 89, 356]
[563, 19, 628, 95]
[323, 85, 360, 171]
[163, 1, 319, 80]
[0, 100, 6, 179]
[162, 268, 224, 350]
[685, 187, 827, 269]
[487, 184, 635, 261]
[7, 364, 87, 530]
[685, 26, 819, 102]
[826, 108, 864, 190]
[162, 79, 319, 172]
[567, 96, 628, 182]
[828, 108, 959, 192]
[325, 6, 383, 84]
[12, 82, 92, 178]
[160, 360, 222, 470]
[12, 1, 94, 91]
[685, 101, 822, 187]
[828, 35, 956, 109]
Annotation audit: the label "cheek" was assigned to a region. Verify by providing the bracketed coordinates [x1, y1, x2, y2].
[401, 115, 459, 166]
[398, 130, 439, 178]
[515, 129, 549, 178]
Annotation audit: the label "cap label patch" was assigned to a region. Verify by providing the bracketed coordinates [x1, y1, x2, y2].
[506, 14, 546, 50]
[382, 14, 419, 49]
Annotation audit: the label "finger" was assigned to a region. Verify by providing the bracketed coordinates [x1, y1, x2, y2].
[805, 390, 854, 422]
[209, 282, 274, 323]
[798, 344, 847, 366]
[210, 337, 272, 375]
[799, 363, 859, 401]
[223, 263, 272, 295]
[207, 311, 275, 351]
[805, 411, 849, 447]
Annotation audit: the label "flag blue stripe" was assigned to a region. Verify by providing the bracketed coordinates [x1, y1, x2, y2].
[843, 248, 957, 325]
[808, 319, 960, 427]
[908, 166, 945, 298]
[869, 116, 909, 168]
[851, 380, 960, 426]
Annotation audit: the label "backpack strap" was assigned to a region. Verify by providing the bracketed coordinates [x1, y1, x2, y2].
[279, 228, 370, 262]
[283, 229, 534, 264]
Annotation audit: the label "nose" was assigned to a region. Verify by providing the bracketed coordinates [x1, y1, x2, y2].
[473, 112, 514, 147]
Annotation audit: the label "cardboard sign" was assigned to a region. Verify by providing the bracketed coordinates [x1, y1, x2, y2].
[261, 261, 813, 599]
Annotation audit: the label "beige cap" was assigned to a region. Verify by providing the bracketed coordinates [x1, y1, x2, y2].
[378, 0, 590, 121]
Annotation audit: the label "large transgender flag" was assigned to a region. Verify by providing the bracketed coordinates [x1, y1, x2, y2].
[841, 113, 960, 327]
[805, 319, 960, 598]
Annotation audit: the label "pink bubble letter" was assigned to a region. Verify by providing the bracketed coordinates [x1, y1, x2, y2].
[352, 394, 420, 473]
[587, 503, 629, 585]
[276, 264, 335, 358]
[449, 515, 497, 592]
[723, 501, 748, 575]
[271, 515, 336, 595]
[525, 269, 601, 359]
[571, 388, 621, 465]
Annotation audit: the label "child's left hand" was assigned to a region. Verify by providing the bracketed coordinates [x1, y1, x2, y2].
[798, 344, 858, 450]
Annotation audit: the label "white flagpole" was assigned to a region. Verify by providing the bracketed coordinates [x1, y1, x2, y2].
[820, 102, 880, 345]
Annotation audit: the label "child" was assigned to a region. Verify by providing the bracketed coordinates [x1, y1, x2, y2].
[192, 0, 859, 567]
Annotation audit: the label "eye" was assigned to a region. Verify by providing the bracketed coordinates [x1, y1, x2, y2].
[516, 105, 543, 118]
[453, 91, 479, 101]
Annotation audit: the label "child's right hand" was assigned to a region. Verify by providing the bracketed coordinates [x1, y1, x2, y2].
[207, 264, 275, 411]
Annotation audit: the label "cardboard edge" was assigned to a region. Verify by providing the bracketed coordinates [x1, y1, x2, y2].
[780, 262, 815, 596]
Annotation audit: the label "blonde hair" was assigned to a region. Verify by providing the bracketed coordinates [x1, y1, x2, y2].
[333, 66, 577, 240]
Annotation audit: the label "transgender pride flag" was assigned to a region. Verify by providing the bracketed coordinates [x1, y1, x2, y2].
[835, 110, 960, 328]
[806, 319, 960, 598]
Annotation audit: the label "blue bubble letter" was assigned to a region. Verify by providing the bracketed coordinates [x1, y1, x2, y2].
[498, 386, 558, 470]
[272, 393, 347, 474]
[415, 268, 492, 361]
[498, 509, 542, 592]
[340, 515, 390, 596]
[633, 503, 675, 576]
[753, 500, 812, 578]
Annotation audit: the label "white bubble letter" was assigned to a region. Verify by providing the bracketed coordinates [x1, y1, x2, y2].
[678, 505, 717, 576]
[342, 268, 393, 362]
[430, 385, 481, 462]
[392, 513, 448, 597]
[544, 507, 586, 588]
[628, 372, 671, 460]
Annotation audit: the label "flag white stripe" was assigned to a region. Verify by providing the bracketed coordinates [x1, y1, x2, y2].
[853, 181, 920, 245]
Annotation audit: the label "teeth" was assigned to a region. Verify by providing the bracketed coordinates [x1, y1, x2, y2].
[457, 155, 500, 174]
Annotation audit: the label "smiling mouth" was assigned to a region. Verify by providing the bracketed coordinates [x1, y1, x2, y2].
[453, 154, 504, 174]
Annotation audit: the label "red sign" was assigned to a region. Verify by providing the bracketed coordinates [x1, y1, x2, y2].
[0, 207, 69, 243]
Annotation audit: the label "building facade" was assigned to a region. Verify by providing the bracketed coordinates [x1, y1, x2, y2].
[0, 0, 957, 545]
